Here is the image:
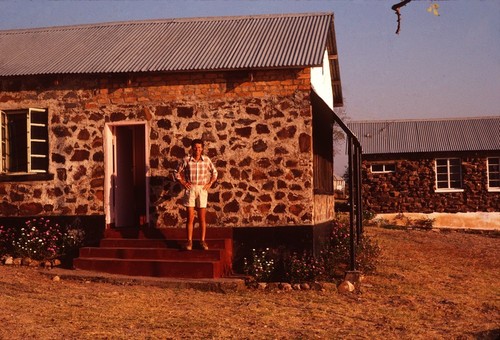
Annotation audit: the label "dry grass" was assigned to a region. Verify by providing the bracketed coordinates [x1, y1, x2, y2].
[0, 227, 498, 339]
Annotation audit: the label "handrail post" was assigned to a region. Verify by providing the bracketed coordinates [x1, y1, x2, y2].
[347, 136, 355, 272]
[356, 144, 363, 242]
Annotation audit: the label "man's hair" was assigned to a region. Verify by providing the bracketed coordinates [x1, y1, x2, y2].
[191, 138, 204, 147]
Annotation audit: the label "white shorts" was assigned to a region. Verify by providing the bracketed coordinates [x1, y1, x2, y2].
[183, 185, 208, 208]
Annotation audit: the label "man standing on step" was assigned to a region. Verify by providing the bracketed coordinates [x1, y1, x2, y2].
[176, 139, 218, 251]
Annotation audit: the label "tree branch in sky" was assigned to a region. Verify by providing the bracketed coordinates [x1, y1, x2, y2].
[392, 1, 440, 35]
[391, 0, 413, 35]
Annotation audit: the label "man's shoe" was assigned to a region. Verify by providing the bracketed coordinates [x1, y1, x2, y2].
[200, 240, 209, 250]
[185, 240, 192, 251]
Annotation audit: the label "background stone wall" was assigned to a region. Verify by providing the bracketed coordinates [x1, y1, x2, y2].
[362, 154, 500, 214]
[0, 68, 321, 228]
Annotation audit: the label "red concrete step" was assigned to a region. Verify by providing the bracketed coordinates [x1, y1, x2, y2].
[99, 238, 229, 250]
[73, 257, 223, 279]
[79, 247, 224, 261]
[104, 227, 233, 240]
[74, 226, 234, 279]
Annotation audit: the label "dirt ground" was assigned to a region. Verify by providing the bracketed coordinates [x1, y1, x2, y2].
[0, 227, 498, 339]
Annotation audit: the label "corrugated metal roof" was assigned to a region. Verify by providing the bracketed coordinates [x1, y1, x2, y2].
[0, 12, 336, 75]
[347, 117, 500, 154]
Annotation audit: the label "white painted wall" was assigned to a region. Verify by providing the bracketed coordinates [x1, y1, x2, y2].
[375, 212, 500, 231]
[310, 49, 334, 110]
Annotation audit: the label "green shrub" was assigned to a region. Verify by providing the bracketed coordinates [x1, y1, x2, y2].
[319, 219, 381, 276]
[412, 217, 435, 230]
[355, 232, 381, 273]
[362, 210, 377, 225]
[243, 220, 381, 283]
[373, 217, 391, 228]
[285, 250, 326, 283]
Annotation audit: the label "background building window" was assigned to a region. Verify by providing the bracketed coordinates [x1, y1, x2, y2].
[435, 158, 462, 190]
[1, 108, 48, 174]
[487, 157, 500, 190]
[371, 163, 396, 173]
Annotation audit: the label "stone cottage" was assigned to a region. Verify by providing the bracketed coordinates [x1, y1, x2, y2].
[348, 117, 500, 229]
[0, 13, 345, 274]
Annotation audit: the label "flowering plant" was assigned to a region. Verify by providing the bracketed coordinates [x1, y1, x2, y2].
[60, 218, 86, 254]
[0, 224, 16, 256]
[284, 219, 381, 283]
[0, 217, 85, 261]
[240, 220, 381, 283]
[285, 250, 325, 283]
[243, 248, 276, 282]
[12, 218, 63, 260]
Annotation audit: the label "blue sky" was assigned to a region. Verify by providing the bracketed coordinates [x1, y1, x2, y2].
[1, 0, 499, 172]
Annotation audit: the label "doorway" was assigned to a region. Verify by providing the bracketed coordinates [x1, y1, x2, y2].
[105, 123, 148, 228]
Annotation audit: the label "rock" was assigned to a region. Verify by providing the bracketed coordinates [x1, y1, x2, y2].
[244, 275, 256, 284]
[43, 261, 52, 268]
[22, 257, 32, 266]
[300, 283, 310, 290]
[344, 271, 362, 284]
[52, 275, 60, 282]
[13, 258, 22, 266]
[245, 281, 259, 289]
[311, 282, 323, 291]
[29, 260, 40, 267]
[279, 283, 293, 291]
[4, 256, 13, 265]
[266, 282, 280, 291]
[52, 259, 62, 267]
[292, 284, 301, 290]
[257, 282, 267, 290]
[337, 280, 355, 294]
[321, 282, 338, 291]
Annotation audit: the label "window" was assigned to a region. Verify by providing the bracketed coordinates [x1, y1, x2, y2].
[0, 108, 48, 174]
[371, 163, 396, 173]
[435, 158, 462, 191]
[487, 157, 500, 191]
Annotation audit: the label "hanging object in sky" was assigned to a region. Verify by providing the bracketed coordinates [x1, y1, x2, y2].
[427, 3, 440, 16]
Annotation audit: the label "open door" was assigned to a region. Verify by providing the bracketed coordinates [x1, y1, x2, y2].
[105, 123, 148, 228]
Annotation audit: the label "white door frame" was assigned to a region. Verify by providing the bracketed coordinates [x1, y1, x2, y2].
[104, 121, 150, 228]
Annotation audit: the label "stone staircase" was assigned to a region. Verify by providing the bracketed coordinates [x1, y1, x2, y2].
[73, 227, 233, 279]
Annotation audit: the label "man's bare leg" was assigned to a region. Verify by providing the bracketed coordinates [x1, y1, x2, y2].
[185, 207, 195, 250]
[198, 207, 207, 240]
[198, 207, 208, 250]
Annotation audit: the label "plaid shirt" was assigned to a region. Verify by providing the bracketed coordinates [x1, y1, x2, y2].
[176, 155, 217, 185]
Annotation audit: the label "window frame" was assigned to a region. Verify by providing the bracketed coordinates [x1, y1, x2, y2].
[0, 108, 49, 176]
[434, 158, 463, 192]
[370, 163, 396, 173]
[487, 157, 500, 192]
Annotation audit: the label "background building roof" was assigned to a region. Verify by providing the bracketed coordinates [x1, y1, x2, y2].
[0, 12, 342, 105]
[348, 116, 500, 155]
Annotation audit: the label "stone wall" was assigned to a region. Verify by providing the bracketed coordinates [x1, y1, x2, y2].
[0, 68, 325, 228]
[362, 154, 500, 214]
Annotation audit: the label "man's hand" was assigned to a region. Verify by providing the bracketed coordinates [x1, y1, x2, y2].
[203, 182, 213, 190]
